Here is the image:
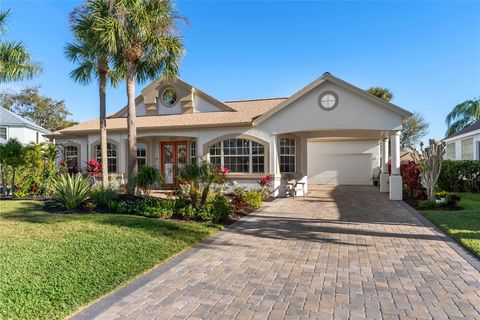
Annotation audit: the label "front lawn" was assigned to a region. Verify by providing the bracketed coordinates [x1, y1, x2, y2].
[421, 192, 480, 257]
[0, 200, 222, 320]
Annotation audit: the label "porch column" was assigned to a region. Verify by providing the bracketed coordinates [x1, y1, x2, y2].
[379, 137, 389, 192]
[271, 135, 282, 197]
[389, 131, 402, 200]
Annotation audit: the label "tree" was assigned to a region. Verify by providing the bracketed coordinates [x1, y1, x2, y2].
[0, 87, 76, 131]
[0, 138, 25, 196]
[367, 87, 428, 149]
[445, 98, 480, 137]
[411, 140, 446, 202]
[66, 0, 120, 187]
[0, 10, 41, 82]
[93, 0, 184, 193]
[401, 112, 429, 149]
[367, 86, 393, 102]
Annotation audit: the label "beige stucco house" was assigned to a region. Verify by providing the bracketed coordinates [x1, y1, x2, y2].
[50, 73, 412, 200]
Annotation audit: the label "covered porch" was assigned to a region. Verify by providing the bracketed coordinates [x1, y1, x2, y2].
[271, 129, 403, 200]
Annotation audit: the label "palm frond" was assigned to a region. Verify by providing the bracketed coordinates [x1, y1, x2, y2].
[0, 41, 42, 82]
[445, 98, 480, 135]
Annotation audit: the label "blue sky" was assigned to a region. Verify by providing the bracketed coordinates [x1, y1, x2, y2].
[1, 0, 479, 139]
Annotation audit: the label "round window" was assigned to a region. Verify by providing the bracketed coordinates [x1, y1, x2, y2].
[160, 87, 177, 107]
[318, 91, 338, 110]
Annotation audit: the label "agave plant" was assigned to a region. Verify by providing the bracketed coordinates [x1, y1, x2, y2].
[51, 173, 92, 209]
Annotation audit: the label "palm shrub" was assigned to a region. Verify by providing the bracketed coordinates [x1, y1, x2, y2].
[51, 173, 92, 209]
[134, 165, 162, 196]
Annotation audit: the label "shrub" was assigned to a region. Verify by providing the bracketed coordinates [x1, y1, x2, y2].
[91, 186, 118, 207]
[437, 160, 480, 193]
[400, 161, 423, 198]
[242, 191, 263, 209]
[84, 201, 96, 212]
[210, 196, 231, 223]
[134, 165, 161, 196]
[444, 194, 461, 207]
[51, 173, 92, 209]
[177, 205, 197, 220]
[418, 200, 437, 210]
[86, 159, 101, 177]
[116, 198, 175, 218]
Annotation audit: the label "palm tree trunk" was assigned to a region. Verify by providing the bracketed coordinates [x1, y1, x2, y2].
[99, 71, 109, 187]
[126, 62, 137, 194]
[10, 168, 16, 196]
[1, 166, 7, 196]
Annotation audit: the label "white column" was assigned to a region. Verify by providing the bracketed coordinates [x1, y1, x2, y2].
[379, 137, 389, 192]
[389, 131, 402, 200]
[272, 135, 282, 197]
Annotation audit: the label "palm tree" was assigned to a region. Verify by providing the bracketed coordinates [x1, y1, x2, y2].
[93, 0, 184, 193]
[367, 87, 393, 102]
[445, 98, 480, 136]
[0, 10, 41, 82]
[66, 0, 120, 187]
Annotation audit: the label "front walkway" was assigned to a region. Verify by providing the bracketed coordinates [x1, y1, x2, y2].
[72, 186, 480, 320]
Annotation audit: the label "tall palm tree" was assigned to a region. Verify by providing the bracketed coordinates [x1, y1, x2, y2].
[94, 0, 184, 193]
[367, 86, 393, 102]
[445, 98, 480, 136]
[0, 10, 41, 82]
[66, 0, 120, 187]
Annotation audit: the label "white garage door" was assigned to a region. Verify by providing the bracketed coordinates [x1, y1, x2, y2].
[307, 142, 375, 185]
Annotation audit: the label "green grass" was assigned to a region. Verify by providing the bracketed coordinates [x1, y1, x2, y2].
[0, 200, 222, 320]
[422, 192, 480, 257]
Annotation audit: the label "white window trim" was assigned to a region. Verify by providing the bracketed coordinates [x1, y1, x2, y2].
[209, 139, 265, 174]
[0, 126, 8, 140]
[95, 142, 118, 173]
[279, 137, 296, 173]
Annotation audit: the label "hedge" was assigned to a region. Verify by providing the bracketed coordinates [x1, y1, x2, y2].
[437, 160, 480, 192]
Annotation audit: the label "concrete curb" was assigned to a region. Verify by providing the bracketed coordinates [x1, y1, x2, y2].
[398, 200, 480, 273]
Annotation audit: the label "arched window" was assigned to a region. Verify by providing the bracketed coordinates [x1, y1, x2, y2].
[279, 138, 296, 173]
[64, 145, 78, 169]
[208, 138, 265, 173]
[96, 143, 117, 172]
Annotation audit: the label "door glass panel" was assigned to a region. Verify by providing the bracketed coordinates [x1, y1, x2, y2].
[163, 144, 174, 184]
[177, 143, 187, 174]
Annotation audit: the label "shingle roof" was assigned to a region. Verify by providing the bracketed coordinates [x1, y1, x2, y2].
[445, 121, 480, 139]
[0, 107, 50, 133]
[52, 98, 286, 135]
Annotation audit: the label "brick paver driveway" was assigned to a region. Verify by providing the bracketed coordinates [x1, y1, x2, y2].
[73, 186, 480, 320]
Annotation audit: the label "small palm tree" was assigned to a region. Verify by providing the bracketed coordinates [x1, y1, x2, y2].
[0, 10, 41, 82]
[66, 0, 120, 187]
[94, 0, 185, 193]
[445, 98, 480, 136]
[367, 87, 393, 102]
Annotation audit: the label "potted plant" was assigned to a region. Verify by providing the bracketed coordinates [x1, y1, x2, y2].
[435, 190, 447, 204]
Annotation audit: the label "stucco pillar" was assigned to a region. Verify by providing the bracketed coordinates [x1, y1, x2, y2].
[389, 131, 402, 200]
[272, 135, 282, 197]
[379, 137, 390, 192]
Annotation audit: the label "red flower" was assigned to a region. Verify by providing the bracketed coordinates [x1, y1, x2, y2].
[259, 174, 272, 187]
[86, 159, 102, 177]
[220, 167, 230, 174]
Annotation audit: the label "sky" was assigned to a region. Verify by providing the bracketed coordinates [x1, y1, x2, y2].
[0, 0, 479, 139]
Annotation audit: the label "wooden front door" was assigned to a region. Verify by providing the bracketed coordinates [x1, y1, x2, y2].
[161, 141, 188, 186]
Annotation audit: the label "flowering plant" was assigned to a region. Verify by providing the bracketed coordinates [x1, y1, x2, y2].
[86, 159, 101, 177]
[220, 167, 230, 174]
[259, 174, 272, 187]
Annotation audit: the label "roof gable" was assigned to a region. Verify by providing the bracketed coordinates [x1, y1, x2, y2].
[253, 73, 412, 126]
[0, 107, 49, 133]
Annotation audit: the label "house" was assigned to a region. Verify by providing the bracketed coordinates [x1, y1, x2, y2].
[49, 73, 412, 200]
[0, 107, 50, 144]
[443, 121, 480, 160]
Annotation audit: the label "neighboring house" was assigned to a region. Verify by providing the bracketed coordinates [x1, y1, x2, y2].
[0, 107, 50, 144]
[50, 73, 412, 200]
[443, 121, 480, 161]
